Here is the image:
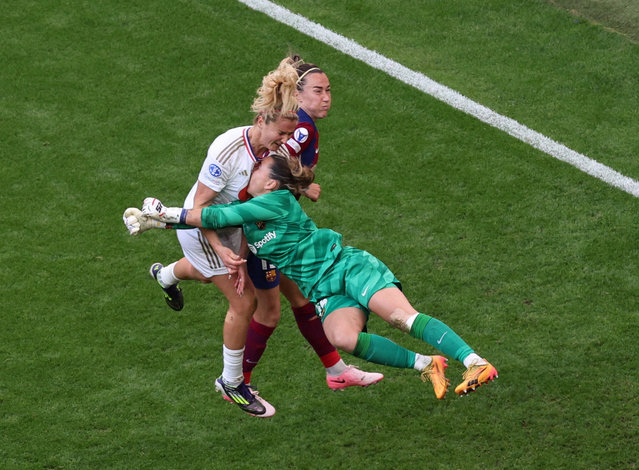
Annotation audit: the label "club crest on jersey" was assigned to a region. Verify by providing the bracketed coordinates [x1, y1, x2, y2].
[265, 269, 277, 282]
[294, 127, 309, 143]
[255, 221, 266, 230]
[208, 164, 222, 178]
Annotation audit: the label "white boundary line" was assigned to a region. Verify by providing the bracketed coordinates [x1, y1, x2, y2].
[238, 0, 639, 198]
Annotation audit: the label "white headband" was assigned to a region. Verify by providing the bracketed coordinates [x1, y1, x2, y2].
[296, 67, 321, 85]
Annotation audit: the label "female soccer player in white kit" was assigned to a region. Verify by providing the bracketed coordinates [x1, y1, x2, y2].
[147, 61, 300, 417]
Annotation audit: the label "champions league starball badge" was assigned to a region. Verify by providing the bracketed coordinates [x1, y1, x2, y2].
[208, 164, 222, 178]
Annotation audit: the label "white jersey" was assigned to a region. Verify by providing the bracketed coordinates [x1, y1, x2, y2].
[184, 126, 258, 208]
[177, 125, 260, 278]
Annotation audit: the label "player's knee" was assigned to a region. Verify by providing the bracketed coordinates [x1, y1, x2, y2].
[228, 296, 256, 316]
[325, 328, 357, 353]
[389, 308, 411, 332]
[253, 307, 281, 326]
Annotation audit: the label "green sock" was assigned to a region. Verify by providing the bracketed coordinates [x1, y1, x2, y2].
[353, 332, 416, 369]
[410, 313, 474, 363]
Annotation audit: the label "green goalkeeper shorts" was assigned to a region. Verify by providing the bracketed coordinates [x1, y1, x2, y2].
[312, 246, 400, 321]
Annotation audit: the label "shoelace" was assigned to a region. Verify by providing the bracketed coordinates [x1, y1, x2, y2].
[223, 381, 256, 403]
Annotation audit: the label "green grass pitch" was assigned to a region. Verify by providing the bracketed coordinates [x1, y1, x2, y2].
[2, 0, 638, 468]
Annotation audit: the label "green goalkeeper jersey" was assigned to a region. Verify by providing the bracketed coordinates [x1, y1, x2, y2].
[199, 190, 343, 299]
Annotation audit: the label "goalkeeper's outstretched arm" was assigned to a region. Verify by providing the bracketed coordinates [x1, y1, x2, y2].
[141, 197, 207, 228]
[122, 207, 167, 236]
[123, 198, 223, 236]
[141, 197, 267, 230]
[125, 195, 276, 236]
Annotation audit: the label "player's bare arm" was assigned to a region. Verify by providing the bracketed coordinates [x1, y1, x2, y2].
[193, 182, 245, 273]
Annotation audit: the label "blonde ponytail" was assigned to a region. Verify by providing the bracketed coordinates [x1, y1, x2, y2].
[252, 60, 299, 123]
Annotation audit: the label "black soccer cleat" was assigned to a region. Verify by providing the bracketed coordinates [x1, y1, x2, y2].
[149, 263, 184, 311]
[215, 377, 275, 417]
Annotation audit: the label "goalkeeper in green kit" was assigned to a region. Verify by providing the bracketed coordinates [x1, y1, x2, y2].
[124, 152, 498, 400]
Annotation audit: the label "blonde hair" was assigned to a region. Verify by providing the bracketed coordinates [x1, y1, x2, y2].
[267, 150, 315, 197]
[251, 59, 299, 123]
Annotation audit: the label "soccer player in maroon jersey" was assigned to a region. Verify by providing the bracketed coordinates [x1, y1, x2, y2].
[243, 56, 384, 392]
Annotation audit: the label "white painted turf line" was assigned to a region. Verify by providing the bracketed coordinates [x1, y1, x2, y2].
[238, 0, 639, 198]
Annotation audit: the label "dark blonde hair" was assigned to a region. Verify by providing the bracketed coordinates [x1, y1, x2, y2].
[267, 151, 315, 196]
[252, 60, 299, 124]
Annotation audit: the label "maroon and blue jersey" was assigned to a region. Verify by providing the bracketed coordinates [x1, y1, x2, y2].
[282, 108, 319, 169]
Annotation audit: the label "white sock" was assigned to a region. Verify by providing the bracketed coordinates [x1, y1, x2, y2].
[413, 353, 432, 371]
[405, 313, 420, 331]
[326, 359, 347, 377]
[158, 262, 180, 288]
[222, 345, 244, 386]
[463, 353, 487, 368]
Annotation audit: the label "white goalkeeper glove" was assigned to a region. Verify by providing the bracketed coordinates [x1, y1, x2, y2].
[142, 197, 187, 224]
[123, 207, 166, 236]
[276, 143, 295, 158]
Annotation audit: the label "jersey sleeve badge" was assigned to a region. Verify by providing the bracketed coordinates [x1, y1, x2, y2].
[208, 164, 222, 178]
[294, 127, 309, 143]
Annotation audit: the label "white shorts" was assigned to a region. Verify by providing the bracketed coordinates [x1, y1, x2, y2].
[176, 226, 243, 278]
